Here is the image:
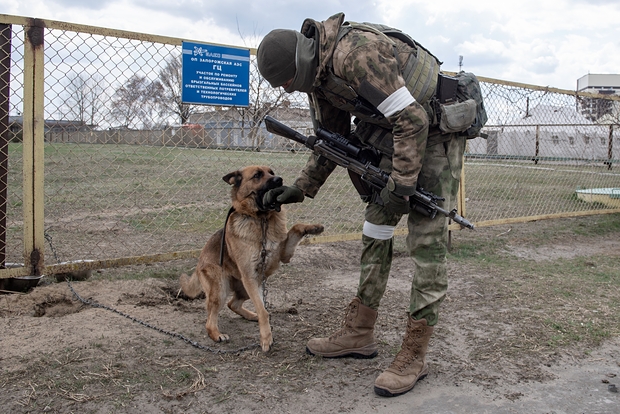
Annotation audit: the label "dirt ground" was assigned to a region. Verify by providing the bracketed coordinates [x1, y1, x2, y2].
[1, 218, 619, 414]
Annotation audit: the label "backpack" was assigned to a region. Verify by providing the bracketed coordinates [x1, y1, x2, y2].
[454, 72, 488, 138]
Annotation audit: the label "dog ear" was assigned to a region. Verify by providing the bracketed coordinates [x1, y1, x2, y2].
[222, 170, 242, 187]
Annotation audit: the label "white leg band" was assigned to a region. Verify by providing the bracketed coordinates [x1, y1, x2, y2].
[363, 221, 395, 240]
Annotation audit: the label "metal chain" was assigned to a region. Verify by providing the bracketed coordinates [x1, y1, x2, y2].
[66, 280, 261, 354]
[45, 230, 262, 354]
[259, 217, 271, 310]
[44, 230, 62, 264]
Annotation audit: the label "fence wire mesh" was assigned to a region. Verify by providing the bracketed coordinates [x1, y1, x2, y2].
[1, 22, 24, 268]
[1, 16, 619, 274]
[465, 79, 620, 223]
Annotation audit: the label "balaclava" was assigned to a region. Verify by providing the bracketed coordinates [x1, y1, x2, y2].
[257, 29, 318, 93]
[257, 29, 298, 88]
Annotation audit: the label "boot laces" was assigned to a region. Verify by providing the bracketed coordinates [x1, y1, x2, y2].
[329, 301, 359, 340]
[390, 327, 425, 372]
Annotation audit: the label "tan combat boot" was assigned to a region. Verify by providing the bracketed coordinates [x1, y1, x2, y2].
[306, 297, 378, 358]
[374, 316, 433, 397]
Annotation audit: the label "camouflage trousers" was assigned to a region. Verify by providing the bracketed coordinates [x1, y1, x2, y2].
[356, 134, 466, 326]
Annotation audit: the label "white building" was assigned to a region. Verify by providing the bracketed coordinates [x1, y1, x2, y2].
[467, 104, 616, 162]
[576, 74, 620, 122]
[577, 74, 620, 94]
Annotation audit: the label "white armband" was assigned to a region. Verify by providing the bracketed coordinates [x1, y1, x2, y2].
[377, 86, 416, 117]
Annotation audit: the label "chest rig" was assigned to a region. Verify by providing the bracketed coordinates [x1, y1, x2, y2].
[311, 21, 442, 155]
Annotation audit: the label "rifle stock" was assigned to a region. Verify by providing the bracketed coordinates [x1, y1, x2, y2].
[263, 116, 474, 230]
[264, 116, 313, 148]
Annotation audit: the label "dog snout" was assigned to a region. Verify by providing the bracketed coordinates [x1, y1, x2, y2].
[269, 176, 283, 189]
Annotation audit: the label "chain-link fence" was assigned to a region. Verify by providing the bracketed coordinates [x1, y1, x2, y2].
[461, 77, 620, 224]
[1, 15, 619, 279]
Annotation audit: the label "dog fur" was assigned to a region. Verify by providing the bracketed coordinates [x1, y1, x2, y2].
[179, 165, 324, 352]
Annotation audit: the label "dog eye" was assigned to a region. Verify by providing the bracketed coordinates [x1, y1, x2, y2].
[253, 171, 263, 179]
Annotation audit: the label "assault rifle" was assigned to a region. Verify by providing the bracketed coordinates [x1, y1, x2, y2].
[263, 116, 475, 230]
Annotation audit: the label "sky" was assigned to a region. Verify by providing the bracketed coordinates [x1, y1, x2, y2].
[3, 0, 620, 90]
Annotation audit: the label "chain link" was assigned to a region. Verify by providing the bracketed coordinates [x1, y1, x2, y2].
[45, 231, 263, 354]
[259, 217, 271, 310]
[44, 230, 62, 264]
[66, 280, 261, 354]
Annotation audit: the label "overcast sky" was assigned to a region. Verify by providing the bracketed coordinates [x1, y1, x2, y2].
[3, 0, 619, 90]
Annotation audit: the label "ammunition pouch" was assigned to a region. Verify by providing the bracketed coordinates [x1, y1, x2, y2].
[455, 72, 488, 139]
[431, 72, 488, 138]
[435, 73, 459, 104]
[438, 99, 477, 134]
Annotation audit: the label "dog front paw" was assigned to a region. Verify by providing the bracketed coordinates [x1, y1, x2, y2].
[261, 333, 273, 352]
[210, 332, 230, 343]
[304, 224, 324, 236]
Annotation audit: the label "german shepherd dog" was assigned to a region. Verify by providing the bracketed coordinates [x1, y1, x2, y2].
[179, 165, 324, 352]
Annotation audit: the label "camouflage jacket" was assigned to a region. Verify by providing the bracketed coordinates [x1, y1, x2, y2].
[294, 12, 432, 198]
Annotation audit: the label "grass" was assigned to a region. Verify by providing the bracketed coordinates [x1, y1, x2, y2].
[91, 261, 194, 282]
[444, 214, 620, 351]
[464, 160, 620, 221]
[3, 141, 619, 270]
[5, 341, 207, 411]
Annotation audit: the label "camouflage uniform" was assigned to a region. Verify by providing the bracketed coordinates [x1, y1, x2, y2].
[292, 13, 466, 325]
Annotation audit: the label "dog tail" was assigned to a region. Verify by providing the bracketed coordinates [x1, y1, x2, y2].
[179, 271, 202, 298]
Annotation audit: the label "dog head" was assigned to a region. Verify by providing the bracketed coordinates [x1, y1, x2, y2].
[222, 165, 283, 214]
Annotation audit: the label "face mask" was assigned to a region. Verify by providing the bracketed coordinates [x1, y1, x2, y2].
[284, 32, 318, 93]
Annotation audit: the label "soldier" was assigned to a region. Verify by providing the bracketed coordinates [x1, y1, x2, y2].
[257, 12, 470, 397]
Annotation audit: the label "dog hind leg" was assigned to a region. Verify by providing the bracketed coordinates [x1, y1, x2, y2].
[179, 271, 203, 298]
[227, 278, 258, 321]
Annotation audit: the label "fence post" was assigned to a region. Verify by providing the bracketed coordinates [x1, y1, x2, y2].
[450, 152, 468, 250]
[533, 124, 540, 165]
[0, 24, 11, 269]
[23, 19, 46, 276]
[606, 124, 614, 170]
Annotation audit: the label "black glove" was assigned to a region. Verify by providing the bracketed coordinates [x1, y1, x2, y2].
[380, 186, 409, 214]
[263, 185, 305, 211]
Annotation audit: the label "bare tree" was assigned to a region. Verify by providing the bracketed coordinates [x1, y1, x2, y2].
[157, 53, 198, 125]
[111, 75, 163, 129]
[231, 28, 292, 149]
[61, 73, 105, 126]
[243, 68, 292, 149]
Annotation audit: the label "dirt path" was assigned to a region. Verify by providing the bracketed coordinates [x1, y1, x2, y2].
[1, 220, 619, 413]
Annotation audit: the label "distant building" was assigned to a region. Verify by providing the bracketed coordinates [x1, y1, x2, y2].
[576, 74, 620, 122]
[467, 104, 617, 162]
[188, 105, 312, 149]
[9, 115, 93, 133]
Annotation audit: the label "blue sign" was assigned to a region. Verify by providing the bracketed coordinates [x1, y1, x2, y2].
[181, 41, 250, 107]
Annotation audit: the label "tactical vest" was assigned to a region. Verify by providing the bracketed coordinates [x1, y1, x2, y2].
[311, 21, 442, 156]
[316, 21, 441, 127]
[352, 22, 442, 106]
